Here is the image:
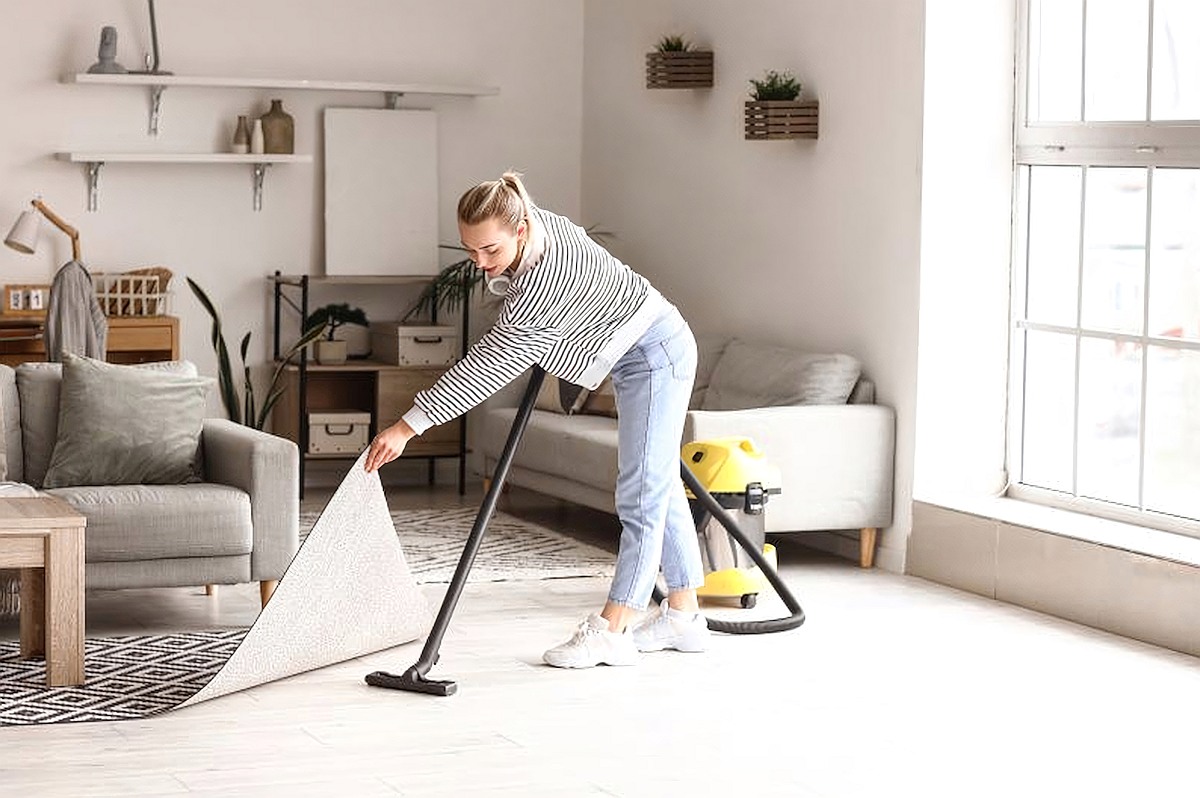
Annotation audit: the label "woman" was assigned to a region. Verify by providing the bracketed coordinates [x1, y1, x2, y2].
[365, 172, 709, 668]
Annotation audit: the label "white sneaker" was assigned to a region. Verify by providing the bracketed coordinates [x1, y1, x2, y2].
[543, 613, 639, 669]
[632, 600, 711, 653]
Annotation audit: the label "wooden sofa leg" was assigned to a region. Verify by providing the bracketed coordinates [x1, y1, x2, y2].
[859, 528, 878, 568]
[260, 580, 278, 607]
[205, 584, 218, 597]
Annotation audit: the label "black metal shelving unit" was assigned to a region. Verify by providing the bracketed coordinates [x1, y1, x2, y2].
[270, 271, 470, 497]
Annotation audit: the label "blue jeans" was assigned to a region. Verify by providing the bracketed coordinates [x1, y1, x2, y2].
[607, 307, 704, 609]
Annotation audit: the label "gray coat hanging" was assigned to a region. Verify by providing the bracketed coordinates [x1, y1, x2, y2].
[45, 260, 107, 362]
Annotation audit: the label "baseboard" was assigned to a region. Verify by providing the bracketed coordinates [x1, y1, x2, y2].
[908, 500, 1200, 658]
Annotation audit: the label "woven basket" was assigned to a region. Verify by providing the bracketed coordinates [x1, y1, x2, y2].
[93, 266, 173, 316]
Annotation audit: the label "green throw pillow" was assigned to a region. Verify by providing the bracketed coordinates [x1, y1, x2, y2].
[41, 354, 211, 488]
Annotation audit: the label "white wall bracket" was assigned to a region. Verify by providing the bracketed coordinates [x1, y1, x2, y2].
[149, 85, 165, 135]
[252, 163, 269, 211]
[86, 162, 103, 211]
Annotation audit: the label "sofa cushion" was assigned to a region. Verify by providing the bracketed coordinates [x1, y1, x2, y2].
[47, 483, 253, 563]
[0, 364, 15, 481]
[690, 334, 730, 410]
[481, 407, 619, 488]
[702, 339, 862, 410]
[43, 354, 210, 488]
[535, 375, 589, 415]
[17, 358, 201, 488]
[580, 376, 617, 418]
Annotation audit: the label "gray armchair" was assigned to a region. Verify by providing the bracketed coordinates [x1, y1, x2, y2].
[0, 362, 299, 607]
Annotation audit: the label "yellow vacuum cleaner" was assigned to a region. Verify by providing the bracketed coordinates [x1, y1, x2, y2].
[683, 437, 782, 609]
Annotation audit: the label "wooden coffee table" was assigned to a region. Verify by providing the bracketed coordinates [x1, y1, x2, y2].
[0, 496, 86, 686]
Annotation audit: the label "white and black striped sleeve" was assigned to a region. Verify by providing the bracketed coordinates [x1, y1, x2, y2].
[406, 266, 566, 429]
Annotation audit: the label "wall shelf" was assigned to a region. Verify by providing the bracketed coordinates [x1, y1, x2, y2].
[55, 152, 313, 212]
[63, 72, 500, 96]
[62, 72, 500, 136]
[273, 273, 439, 286]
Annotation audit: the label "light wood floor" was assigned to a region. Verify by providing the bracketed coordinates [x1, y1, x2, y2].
[1, 483, 1199, 797]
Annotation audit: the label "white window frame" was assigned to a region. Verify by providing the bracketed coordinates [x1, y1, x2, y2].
[1010, 0, 1200, 538]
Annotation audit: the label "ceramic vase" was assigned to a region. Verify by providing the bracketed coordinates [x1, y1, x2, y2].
[250, 119, 265, 155]
[232, 115, 251, 154]
[260, 99, 295, 155]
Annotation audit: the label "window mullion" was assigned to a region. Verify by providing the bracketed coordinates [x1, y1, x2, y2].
[1072, 166, 1088, 497]
[1137, 166, 1154, 510]
[1081, 0, 1089, 122]
[1146, 0, 1156, 122]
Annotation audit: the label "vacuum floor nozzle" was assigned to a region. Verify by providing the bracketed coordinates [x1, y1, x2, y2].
[365, 668, 458, 696]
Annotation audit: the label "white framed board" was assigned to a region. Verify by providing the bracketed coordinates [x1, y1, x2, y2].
[324, 108, 438, 276]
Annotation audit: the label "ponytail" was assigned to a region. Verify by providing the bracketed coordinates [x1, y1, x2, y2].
[457, 170, 533, 233]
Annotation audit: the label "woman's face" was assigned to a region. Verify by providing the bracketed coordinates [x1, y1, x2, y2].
[459, 217, 526, 279]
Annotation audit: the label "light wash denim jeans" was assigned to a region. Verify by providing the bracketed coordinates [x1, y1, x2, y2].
[607, 306, 704, 609]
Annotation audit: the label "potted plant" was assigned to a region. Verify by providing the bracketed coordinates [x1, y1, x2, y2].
[745, 70, 818, 140]
[187, 278, 329, 430]
[646, 34, 713, 89]
[305, 303, 368, 365]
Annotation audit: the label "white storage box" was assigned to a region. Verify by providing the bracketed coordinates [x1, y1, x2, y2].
[308, 411, 371, 455]
[371, 323, 458, 366]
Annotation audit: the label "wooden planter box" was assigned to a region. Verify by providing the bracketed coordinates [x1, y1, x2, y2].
[645, 51, 714, 89]
[744, 100, 819, 140]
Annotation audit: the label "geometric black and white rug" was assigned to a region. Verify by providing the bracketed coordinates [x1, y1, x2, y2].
[1, 498, 615, 726]
[0, 630, 246, 726]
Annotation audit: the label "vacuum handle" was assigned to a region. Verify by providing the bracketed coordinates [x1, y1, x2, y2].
[407, 366, 548, 676]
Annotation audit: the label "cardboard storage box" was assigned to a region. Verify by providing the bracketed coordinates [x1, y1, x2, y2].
[308, 411, 371, 455]
[370, 323, 458, 366]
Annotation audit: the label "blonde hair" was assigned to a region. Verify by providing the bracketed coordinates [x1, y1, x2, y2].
[457, 171, 534, 233]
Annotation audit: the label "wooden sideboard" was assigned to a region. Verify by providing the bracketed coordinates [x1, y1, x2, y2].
[0, 316, 180, 367]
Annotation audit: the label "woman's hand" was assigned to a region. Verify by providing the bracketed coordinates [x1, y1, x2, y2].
[364, 420, 416, 473]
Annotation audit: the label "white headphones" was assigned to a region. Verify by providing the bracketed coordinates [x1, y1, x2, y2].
[485, 273, 511, 296]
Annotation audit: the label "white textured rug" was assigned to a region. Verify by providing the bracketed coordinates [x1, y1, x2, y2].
[299, 506, 617, 584]
[178, 453, 432, 709]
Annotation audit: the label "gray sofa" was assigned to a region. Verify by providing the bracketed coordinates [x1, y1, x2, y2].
[0, 362, 299, 606]
[477, 336, 895, 567]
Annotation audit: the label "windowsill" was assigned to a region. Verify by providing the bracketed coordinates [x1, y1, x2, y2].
[914, 492, 1200, 569]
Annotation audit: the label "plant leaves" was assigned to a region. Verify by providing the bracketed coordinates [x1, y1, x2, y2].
[187, 277, 241, 425]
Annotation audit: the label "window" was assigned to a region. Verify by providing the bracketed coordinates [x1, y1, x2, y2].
[1013, 0, 1200, 532]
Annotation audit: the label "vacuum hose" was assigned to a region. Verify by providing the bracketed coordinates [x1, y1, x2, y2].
[655, 462, 806, 635]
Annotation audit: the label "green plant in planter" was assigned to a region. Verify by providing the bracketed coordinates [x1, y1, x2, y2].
[187, 277, 329, 430]
[655, 34, 693, 53]
[304, 303, 368, 341]
[749, 70, 802, 101]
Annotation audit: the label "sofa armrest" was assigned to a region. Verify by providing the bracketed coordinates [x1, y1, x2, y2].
[201, 418, 299, 581]
[684, 405, 895, 532]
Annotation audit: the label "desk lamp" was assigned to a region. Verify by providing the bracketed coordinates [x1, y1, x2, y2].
[5, 199, 82, 262]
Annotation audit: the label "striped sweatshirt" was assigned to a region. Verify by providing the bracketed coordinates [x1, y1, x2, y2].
[401, 205, 668, 435]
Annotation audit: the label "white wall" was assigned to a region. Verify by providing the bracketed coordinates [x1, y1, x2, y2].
[582, 0, 925, 570]
[1, 0, 583, 405]
[915, 0, 1016, 501]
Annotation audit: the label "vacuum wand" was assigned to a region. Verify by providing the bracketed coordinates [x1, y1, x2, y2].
[365, 367, 548, 696]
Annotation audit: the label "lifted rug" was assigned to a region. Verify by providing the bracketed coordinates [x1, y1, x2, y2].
[0, 453, 430, 725]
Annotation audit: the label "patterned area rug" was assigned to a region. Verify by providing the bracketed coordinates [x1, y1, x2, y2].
[299, 506, 616, 583]
[0, 630, 245, 726]
[0, 508, 613, 725]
